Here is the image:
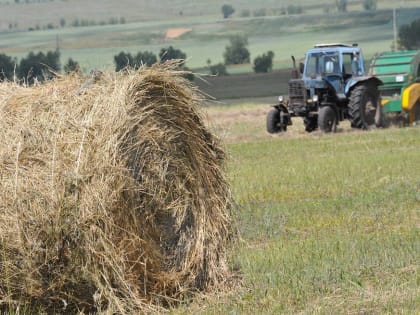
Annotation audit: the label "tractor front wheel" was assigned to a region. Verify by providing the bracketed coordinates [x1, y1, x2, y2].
[304, 117, 317, 132]
[349, 83, 380, 129]
[318, 106, 337, 132]
[266, 108, 282, 133]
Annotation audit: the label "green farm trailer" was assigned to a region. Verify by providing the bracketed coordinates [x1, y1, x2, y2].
[369, 50, 420, 125]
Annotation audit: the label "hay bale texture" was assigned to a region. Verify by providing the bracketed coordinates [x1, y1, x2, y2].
[0, 63, 232, 314]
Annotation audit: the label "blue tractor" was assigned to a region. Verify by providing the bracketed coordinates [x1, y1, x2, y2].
[267, 43, 383, 133]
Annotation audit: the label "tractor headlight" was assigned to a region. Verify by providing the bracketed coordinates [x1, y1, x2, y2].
[312, 95, 319, 103]
[278, 95, 284, 102]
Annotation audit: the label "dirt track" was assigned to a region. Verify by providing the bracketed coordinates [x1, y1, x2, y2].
[165, 28, 192, 39]
[204, 103, 363, 143]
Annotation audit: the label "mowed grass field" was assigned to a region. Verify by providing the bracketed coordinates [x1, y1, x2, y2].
[1, 0, 420, 313]
[168, 103, 420, 314]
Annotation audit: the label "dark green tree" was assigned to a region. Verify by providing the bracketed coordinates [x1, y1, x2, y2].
[134, 51, 157, 67]
[287, 5, 303, 14]
[253, 8, 266, 17]
[362, 0, 377, 11]
[114, 51, 133, 71]
[64, 58, 80, 73]
[209, 63, 228, 76]
[223, 35, 250, 65]
[240, 9, 251, 18]
[46, 50, 61, 71]
[222, 4, 235, 19]
[0, 53, 16, 81]
[398, 18, 420, 50]
[159, 46, 187, 64]
[72, 18, 80, 27]
[253, 51, 274, 73]
[114, 51, 158, 71]
[18, 50, 60, 84]
[158, 46, 193, 80]
[336, 0, 347, 12]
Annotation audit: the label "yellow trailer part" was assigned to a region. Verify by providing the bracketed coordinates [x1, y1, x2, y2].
[402, 83, 420, 123]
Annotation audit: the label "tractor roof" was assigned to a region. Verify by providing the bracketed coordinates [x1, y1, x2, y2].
[314, 43, 356, 48]
[307, 43, 361, 54]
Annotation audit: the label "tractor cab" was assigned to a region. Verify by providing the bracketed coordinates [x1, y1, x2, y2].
[304, 44, 364, 76]
[302, 44, 365, 96]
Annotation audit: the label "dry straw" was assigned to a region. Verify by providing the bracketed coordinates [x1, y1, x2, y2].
[0, 62, 233, 314]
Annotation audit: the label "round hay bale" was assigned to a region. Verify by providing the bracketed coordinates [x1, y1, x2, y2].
[0, 63, 233, 314]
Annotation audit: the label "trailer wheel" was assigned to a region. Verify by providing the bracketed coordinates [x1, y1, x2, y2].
[349, 83, 380, 129]
[318, 106, 337, 132]
[375, 98, 385, 128]
[266, 108, 282, 133]
[414, 101, 420, 124]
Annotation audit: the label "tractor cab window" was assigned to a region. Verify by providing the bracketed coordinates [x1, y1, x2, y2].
[305, 52, 339, 78]
[342, 53, 354, 79]
[351, 51, 363, 75]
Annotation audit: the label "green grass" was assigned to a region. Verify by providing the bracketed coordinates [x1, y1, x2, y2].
[4, 117, 419, 312]
[171, 114, 420, 314]
[1, 2, 420, 70]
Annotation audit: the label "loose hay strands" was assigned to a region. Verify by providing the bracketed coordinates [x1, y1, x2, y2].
[0, 62, 233, 314]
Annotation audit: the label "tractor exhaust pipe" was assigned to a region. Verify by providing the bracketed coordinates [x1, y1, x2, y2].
[291, 55, 299, 79]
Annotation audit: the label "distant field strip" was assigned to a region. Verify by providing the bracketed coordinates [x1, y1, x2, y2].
[195, 69, 290, 100]
[1, 5, 420, 70]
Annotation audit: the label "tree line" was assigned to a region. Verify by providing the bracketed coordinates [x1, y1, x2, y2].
[0, 50, 62, 84]
[114, 39, 274, 77]
[0, 40, 275, 84]
[1, 16, 419, 84]
[222, 0, 379, 19]
[0, 46, 192, 84]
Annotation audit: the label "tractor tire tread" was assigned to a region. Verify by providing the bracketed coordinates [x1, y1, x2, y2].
[266, 108, 281, 133]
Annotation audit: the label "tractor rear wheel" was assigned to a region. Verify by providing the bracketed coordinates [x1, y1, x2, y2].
[349, 83, 380, 129]
[318, 106, 337, 132]
[266, 108, 281, 133]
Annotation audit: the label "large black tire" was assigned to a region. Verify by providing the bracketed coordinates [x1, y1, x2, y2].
[349, 83, 380, 129]
[304, 117, 317, 132]
[266, 108, 281, 133]
[375, 97, 386, 128]
[318, 106, 337, 132]
[414, 101, 420, 124]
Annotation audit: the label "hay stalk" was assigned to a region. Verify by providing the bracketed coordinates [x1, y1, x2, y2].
[0, 63, 233, 314]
